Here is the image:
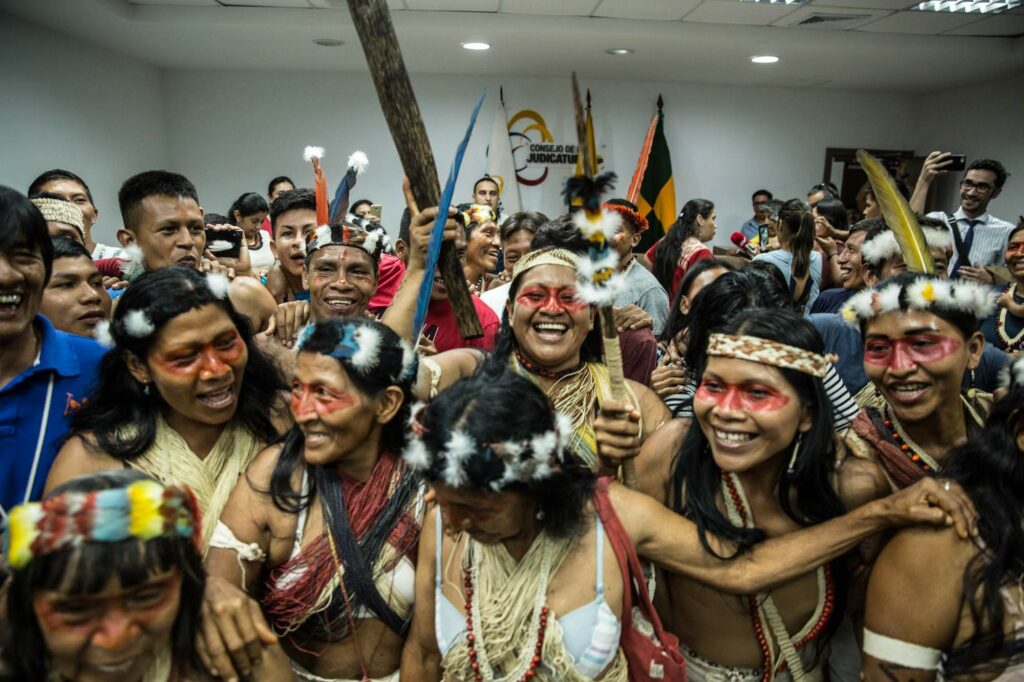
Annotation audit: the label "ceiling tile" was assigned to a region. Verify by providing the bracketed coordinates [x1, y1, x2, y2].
[857, 8, 983, 32]
[405, 0, 500, 9]
[685, 0, 804, 25]
[943, 12, 1024, 33]
[501, 0, 600, 15]
[772, 5, 892, 27]
[593, 0, 702, 20]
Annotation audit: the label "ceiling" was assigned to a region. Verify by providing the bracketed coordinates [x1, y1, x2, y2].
[3, 0, 1023, 92]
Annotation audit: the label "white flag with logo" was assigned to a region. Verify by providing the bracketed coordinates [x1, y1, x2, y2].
[486, 96, 521, 216]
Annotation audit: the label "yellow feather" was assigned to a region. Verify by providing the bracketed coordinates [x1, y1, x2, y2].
[857, 150, 935, 275]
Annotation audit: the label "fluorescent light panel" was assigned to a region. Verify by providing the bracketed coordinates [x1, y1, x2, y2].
[911, 0, 1021, 13]
[738, 0, 809, 5]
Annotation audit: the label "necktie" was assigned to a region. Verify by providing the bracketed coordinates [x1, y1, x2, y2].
[951, 219, 980, 278]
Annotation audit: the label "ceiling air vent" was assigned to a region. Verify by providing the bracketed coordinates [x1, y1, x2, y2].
[796, 12, 874, 26]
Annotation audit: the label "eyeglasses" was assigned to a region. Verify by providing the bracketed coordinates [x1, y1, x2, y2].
[961, 180, 995, 193]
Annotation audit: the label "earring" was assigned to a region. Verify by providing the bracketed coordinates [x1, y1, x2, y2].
[142, 382, 150, 396]
[535, 510, 545, 521]
[787, 434, 803, 475]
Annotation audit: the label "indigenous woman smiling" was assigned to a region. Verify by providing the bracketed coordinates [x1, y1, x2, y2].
[862, 356, 1024, 681]
[401, 370, 976, 682]
[201, 318, 420, 682]
[841, 273, 996, 490]
[458, 204, 500, 294]
[44, 267, 288, 545]
[411, 220, 671, 470]
[982, 221, 1024, 357]
[0, 470, 292, 682]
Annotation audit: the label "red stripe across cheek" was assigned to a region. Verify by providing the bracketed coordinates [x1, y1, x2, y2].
[695, 382, 791, 412]
[863, 335, 962, 368]
[516, 285, 588, 314]
[290, 383, 356, 418]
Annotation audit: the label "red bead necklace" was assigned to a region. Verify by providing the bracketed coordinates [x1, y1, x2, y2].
[462, 565, 549, 681]
[882, 417, 932, 472]
[722, 473, 835, 682]
[514, 348, 583, 381]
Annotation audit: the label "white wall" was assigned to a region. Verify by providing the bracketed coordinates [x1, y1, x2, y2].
[915, 73, 1024, 223]
[0, 14, 168, 243]
[162, 68, 924, 246]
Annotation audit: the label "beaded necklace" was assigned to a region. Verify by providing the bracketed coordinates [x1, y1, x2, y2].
[514, 348, 584, 381]
[996, 285, 1024, 352]
[721, 472, 834, 682]
[881, 403, 941, 473]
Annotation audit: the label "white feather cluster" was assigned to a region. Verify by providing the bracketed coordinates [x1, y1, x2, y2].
[576, 272, 626, 306]
[399, 340, 417, 380]
[123, 309, 155, 338]
[573, 208, 620, 243]
[842, 276, 998, 326]
[118, 245, 146, 281]
[303, 145, 325, 163]
[1013, 356, 1024, 389]
[442, 431, 476, 487]
[94, 320, 115, 348]
[347, 150, 369, 175]
[860, 227, 955, 266]
[554, 413, 574, 458]
[402, 439, 431, 473]
[362, 230, 382, 256]
[876, 283, 903, 314]
[205, 272, 230, 300]
[350, 325, 382, 372]
[314, 225, 332, 248]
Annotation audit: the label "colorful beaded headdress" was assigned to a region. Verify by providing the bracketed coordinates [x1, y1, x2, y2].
[707, 333, 836, 378]
[459, 203, 498, 228]
[403, 406, 574, 491]
[305, 222, 385, 262]
[841, 276, 997, 326]
[3, 480, 201, 570]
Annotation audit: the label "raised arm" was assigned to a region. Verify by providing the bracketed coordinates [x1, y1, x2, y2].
[400, 505, 444, 681]
[909, 151, 954, 215]
[610, 476, 976, 594]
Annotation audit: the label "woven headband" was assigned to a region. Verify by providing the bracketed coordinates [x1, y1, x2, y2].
[3, 480, 201, 570]
[31, 197, 85, 237]
[511, 247, 580, 281]
[707, 333, 835, 378]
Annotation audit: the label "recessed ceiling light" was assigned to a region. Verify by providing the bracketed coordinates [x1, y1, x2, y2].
[911, 0, 1020, 13]
[606, 48, 634, 55]
[751, 55, 780, 64]
[739, 0, 808, 4]
[313, 38, 345, 47]
[461, 41, 491, 51]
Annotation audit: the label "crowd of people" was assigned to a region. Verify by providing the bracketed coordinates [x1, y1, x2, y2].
[0, 149, 1021, 682]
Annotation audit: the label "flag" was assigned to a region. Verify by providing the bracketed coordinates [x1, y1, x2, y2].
[628, 95, 676, 253]
[486, 88, 521, 215]
[574, 89, 598, 177]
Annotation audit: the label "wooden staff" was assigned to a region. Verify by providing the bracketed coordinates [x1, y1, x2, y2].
[570, 74, 639, 490]
[346, 0, 482, 339]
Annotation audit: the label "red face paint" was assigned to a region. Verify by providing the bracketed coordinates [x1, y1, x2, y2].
[863, 334, 962, 370]
[695, 379, 791, 413]
[515, 284, 588, 315]
[290, 380, 357, 419]
[1005, 241, 1024, 259]
[33, 573, 181, 643]
[152, 330, 244, 378]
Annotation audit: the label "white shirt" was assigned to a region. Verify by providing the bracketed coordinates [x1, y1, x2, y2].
[926, 207, 1015, 271]
[479, 281, 511, 320]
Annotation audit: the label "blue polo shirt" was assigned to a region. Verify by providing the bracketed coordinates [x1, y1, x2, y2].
[0, 316, 106, 512]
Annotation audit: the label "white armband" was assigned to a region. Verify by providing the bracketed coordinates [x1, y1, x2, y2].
[863, 628, 942, 670]
[209, 520, 267, 585]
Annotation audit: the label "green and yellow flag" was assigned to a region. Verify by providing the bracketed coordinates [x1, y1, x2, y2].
[627, 96, 676, 253]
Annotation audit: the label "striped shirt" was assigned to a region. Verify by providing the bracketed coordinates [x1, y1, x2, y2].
[665, 363, 859, 431]
[926, 208, 1015, 271]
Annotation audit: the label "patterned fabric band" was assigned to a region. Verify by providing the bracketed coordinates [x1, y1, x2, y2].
[31, 197, 85, 237]
[707, 333, 836, 378]
[4, 480, 201, 570]
[511, 247, 580, 281]
[306, 222, 384, 262]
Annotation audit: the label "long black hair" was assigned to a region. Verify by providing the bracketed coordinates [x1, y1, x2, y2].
[264, 318, 417, 639]
[660, 258, 735, 345]
[652, 198, 714, 294]
[672, 308, 845, 555]
[69, 268, 285, 459]
[2, 470, 205, 681]
[941, 371, 1024, 674]
[227, 191, 269, 223]
[777, 198, 816, 281]
[412, 371, 595, 539]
